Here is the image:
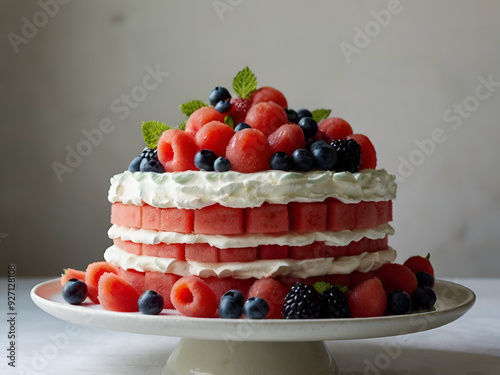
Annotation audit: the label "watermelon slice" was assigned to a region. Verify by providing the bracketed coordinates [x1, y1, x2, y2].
[60, 268, 85, 287]
[354, 201, 378, 229]
[288, 202, 327, 234]
[142, 243, 185, 260]
[185, 243, 218, 262]
[219, 247, 258, 263]
[160, 208, 194, 233]
[85, 262, 119, 304]
[289, 242, 326, 260]
[113, 239, 142, 255]
[245, 203, 289, 234]
[194, 204, 244, 235]
[98, 273, 140, 312]
[258, 245, 288, 260]
[110, 202, 142, 228]
[142, 205, 161, 230]
[326, 198, 355, 231]
[118, 268, 146, 295]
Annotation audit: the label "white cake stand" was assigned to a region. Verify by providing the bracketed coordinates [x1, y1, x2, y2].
[32, 279, 475, 375]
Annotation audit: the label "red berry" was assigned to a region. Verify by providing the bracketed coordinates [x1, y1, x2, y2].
[348, 277, 387, 318]
[347, 134, 377, 170]
[157, 129, 198, 172]
[247, 278, 288, 319]
[318, 118, 353, 140]
[244, 102, 288, 137]
[98, 272, 140, 312]
[250, 86, 288, 108]
[170, 276, 218, 318]
[349, 270, 376, 289]
[268, 124, 305, 156]
[310, 130, 333, 144]
[195, 121, 235, 157]
[185, 107, 226, 137]
[404, 255, 434, 277]
[225, 128, 273, 173]
[228, 97, 252, 125]
[374, 263, 418, 296]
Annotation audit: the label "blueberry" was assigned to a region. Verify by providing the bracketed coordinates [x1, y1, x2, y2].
[215, 99, 231, 113]
[234, 122, 252, 132]
[222, 290, 245, 307]
[128, 156, 143, 172]
[243, 297, 269, 319]
[309, 140, 329, 153]
[387, 290, 412, 315]
[138, 290, 164, 315]
[412, 286, 437, 310]
[214, 156, 231, 172]
[62, 279, 88, 305]
[292, 149, 314, 172]
[270, 151, 293, 171]
[311, 143, 337, 170]
[194, 149, 217, 171]
[298, 117, 318, 139]
[140, 158, 165, 173]
[285, 108, 299, 123]
[209, 87, 232, 106]
[416, 272, 435, 288]
[296, 108, 313, 120]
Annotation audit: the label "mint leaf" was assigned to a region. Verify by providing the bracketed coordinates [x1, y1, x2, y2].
[224, 115, 234, 128]
[233, 66, 257, 99]
[178, 120, 187, 131]
[311, 109, 332, 123]
[313, 281, 332, 295]
[142, 121, 169, 149]
[179, 100, 208, 117]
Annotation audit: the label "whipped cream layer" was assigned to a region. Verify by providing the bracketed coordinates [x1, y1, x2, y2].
[105, 245, 396, 279]
[108, 224, 394, 248]
[108, 169, 397, 209]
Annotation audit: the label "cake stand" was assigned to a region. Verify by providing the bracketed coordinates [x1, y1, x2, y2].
[32, 279, 475, 375]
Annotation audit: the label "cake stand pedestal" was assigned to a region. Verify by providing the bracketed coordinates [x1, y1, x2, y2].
[32, 279, 475, 375]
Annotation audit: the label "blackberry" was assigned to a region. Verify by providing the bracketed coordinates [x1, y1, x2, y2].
[141, 147, 158, 160]
[282, 283, 321, 319]
[319, 286, 350, 319]
[330, 139, 361, 173]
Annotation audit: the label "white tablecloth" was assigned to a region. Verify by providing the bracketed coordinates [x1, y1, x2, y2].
[2, 278, 499, 374]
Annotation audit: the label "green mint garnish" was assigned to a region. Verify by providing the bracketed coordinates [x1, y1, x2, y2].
[142, 121, 169, 149]
[313, 281, 332, 295]
[179, 100, 208, 117]
[311, 109, 332, 123]
[224, 115, 234, 128]
[178, 120, 187, 131]
[233, 66, 258, 99]
[426, 253, 431, 260]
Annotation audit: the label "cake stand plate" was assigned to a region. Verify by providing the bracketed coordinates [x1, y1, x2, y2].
[32, 279, 475, 375]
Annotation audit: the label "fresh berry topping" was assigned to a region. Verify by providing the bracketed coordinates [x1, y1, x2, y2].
[215, 100, 231, 113]
[296, 108, 313, 120]
[330, 139, 361, 173]
[98, 273, 140, 312]
[311, 143, 337, 170]
[194, 149, 217, 171]
[282, 282, 321, 319]
[228, 97, 252, 125]
[268, 124, 305, 156]
[140, 159, 165, 173]
[309, 140, 329, 152]
[208, 87, 231, 106]
[138, 290, 164, 315]
[349, 271, 376, 289]
[243, 297, 269, 319]
[412, 286, 437, 310]
[319, 286, 350, 319]
[244, 101, 288, 137]
[285, 108, 299, 123]
[250, 86, 288, 108]
[318, 118, 353, 140]
[416, 272, 435, 288]
[403, 254, 434, 277]
[218, 294, 243, 319]
[374, 263, 418, 296]
[270, 151, 293, 171]
[247, 278, 288, 319]
[214, 156, 231, 172]
[185, 107, 226, 136]
[60, 268, 86, 286]
[297, 117, 318, 139]
[223, 289, 245, 306]
[225, 128, 273, 173]
[62, 279, 88, 305]
[348, 277, 387, 318]
[292, 149, 314, 172]
[85, 262, 119, 304]
[386, 290, 412, 315]
[195, 121, 235, 157]
[157, 129, 198, 172]
[234, 122, 252, 132]
[141, 147, 158, 159]
[128, 156, 143, 172]
[346, 134, 377, 170]
[170, 276, 218, 318]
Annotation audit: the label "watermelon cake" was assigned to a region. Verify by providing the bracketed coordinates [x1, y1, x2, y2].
[61, 67, 437, 319]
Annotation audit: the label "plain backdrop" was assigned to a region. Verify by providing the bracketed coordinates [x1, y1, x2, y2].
[1, 0, 499, 277]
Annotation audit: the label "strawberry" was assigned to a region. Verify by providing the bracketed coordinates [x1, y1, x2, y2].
[268, 124, 305, 156]
[157, 129, 198, 172]
[348, 277, 387, 318]
[244, 102, 288, 137]
[185, 107, 226, 136]
[347, 134, 377, 170]
[228, 97, 252, 125]
[404, 254, 434, 277]
[170, 276, 218, 318]
[374, 263, 418, 296]
[250, 86, 288, 108]
[318, 118, 353, 140]
[195, 121, 235, 157]
[225, 128, 272, 173]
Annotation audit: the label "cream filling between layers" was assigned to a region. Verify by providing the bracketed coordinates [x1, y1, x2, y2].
[104, 246, 397, 279]
[108, 224, 394, 248]
[108, 169, 397, 209]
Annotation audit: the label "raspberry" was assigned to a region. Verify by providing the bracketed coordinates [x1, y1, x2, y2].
[347, 134, 377, 170]
[319, 286, 350, 319]
[374, 263, 418, 296]
[157, 129, 198, 172]
[282, 282, 321, 319]
[195, 121, 235, 157]
[170, 276, 218, 318]
[185, 107, 226, 136]
[403, 254, 434, 277]
[248, 278, 288, 319]
[348, 277, 387, 318]
[225, 128, 272, 173]
[244, 102, 288, 137]
[228, 97, 252, 125]
[250, 86, 288, 108]
[318, 118, 353, 140]
[268, 124, 305, 156]
[331, 139, 361, 173]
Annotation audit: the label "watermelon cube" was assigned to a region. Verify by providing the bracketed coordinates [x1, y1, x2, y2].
[118, 268, 146, 295]
[326, 198, 355, 231]
[354, 201, 378, 229]
[288, 202, 327, 233]
[144, 272, 180, 309]
[289, 242, 326, 260]
[245, 203, 289, 233]
[325, 245, 347, 258]
[160, 208, 194, 233]
[219, 247, 258, 262]
[142, 205, 161, 230]
[113, 239, 142, 255]
[203, 277, 255, 303]
[111, 202, 142, 228]
[142, 243, 185, 260]
[185, 243, 218, 262]
[194, 204, 244, 235]
[374, 201, 393, 226]
[345, 239, 362, 256]
[258, 245, 289, 260]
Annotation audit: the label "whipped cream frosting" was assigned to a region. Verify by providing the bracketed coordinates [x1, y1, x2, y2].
[108, 169, 396, 209]
[108, 224, 394, 248]
[104, 245, 396, 279]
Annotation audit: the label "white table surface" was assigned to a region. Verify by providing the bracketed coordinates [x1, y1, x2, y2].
[2, 277, 499, 375]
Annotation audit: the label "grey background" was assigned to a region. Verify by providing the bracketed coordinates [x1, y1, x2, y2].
[1, 0, 499, 277]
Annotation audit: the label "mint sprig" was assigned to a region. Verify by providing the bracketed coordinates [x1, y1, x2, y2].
[224, 115, 234, 128]
[313, 281, 349, 295]
[179, 100, 208, 117]
[233, 66, 257, 99]
[142, 121, 169, 149]
[311, 109, 332, 123]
